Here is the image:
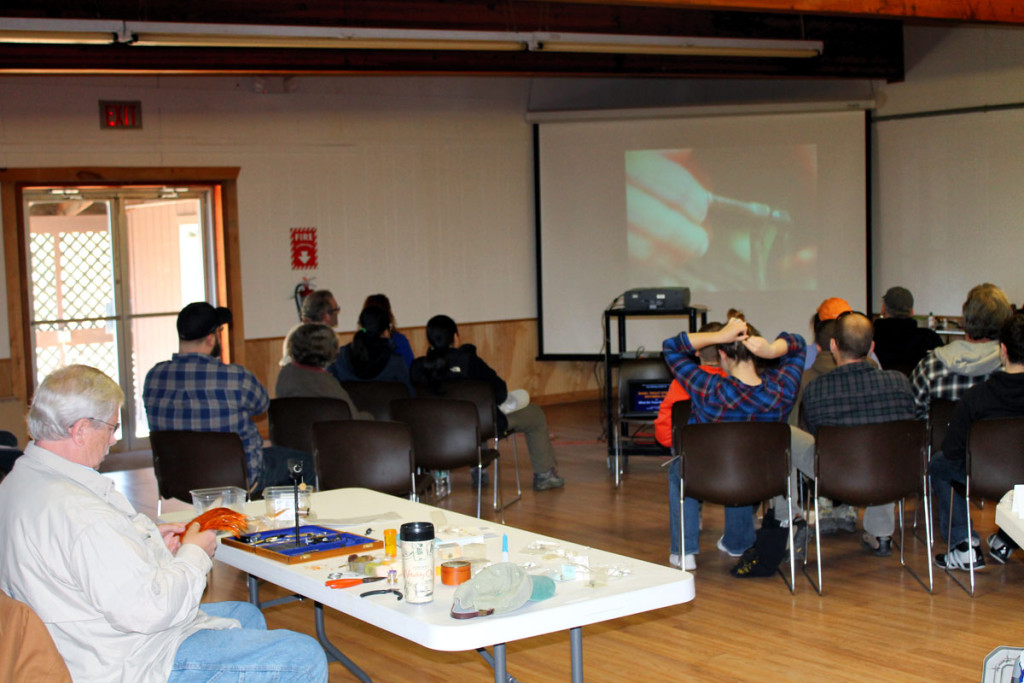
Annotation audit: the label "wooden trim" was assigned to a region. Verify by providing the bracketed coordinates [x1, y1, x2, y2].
[0, 166, 242, 402]
[1, 181, 29, 403]
[572, 0, 1023, 25]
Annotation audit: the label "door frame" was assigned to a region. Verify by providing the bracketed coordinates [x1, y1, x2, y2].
[1, 167, 243, 406]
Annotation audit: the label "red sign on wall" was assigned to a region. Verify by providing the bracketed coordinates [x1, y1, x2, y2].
[290, 228, 318, 270]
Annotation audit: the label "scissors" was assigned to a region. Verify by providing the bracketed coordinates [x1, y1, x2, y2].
[325, 576, 386, 589]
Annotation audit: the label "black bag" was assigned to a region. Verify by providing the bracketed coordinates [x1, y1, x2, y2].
[730, 508, 788, 578]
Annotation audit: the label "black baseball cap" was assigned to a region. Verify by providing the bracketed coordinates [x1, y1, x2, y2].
[177, 302, 233, 341]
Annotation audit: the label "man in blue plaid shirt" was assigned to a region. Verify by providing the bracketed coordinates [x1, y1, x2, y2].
[664, 316, 806, 570]
[144, 303, 313, 491]
[802, 312, 916, 557]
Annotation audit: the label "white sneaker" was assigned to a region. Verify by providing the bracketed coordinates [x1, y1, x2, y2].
[669, 553, 697, 570]
[716, 536, 744, 558]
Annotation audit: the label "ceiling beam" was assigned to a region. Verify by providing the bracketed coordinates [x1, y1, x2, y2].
[546, 0, 1024, 25]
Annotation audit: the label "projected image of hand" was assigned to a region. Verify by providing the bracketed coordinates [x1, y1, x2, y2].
[626, 148, 802, 290]
[626, 151, 712, 278]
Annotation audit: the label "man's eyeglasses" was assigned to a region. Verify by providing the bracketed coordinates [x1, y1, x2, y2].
[88, 417, 120, 433]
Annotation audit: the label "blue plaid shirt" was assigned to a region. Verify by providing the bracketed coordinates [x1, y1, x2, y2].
[143, 353, 269, 482]
[663, 331, 806, 424]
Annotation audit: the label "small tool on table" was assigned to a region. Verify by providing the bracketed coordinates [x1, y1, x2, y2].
[326, 577, 386, 589]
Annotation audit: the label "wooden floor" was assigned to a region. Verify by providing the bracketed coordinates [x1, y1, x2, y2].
[110, 400, 1021, 682]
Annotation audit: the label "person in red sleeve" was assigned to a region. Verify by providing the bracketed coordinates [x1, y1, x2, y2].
[654, 321, 726, 448]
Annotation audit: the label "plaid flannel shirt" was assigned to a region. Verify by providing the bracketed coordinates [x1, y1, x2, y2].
[143, 353, 269, 481]
[663, 331, 805, 424]
[802, 361, 916, 436]
[910, 344, 1000, 419]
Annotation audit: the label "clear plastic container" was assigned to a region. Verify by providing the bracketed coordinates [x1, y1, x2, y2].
[263, 485, 315, 527]
[190, 486, 247, 515]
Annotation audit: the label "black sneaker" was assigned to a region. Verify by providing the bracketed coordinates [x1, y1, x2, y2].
[533, 468, 564, 491]
[471, 468, 490, 490]
[860, 534, 892, 557]
[935, 540, 986, 570]
[988, 532, 1017, 565]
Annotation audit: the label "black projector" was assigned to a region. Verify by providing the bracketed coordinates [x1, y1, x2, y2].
[623, 287, 691, 312]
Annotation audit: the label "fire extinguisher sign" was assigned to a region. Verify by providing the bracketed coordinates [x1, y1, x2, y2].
[290, 228, 318, 270]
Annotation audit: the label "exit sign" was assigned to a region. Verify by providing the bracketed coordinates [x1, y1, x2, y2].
[99, 101, 142, 129]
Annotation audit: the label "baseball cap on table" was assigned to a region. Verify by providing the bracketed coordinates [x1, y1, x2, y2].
[882, 286, 914, 316]
[450, 562, 555, 619]
[817, 297, 852, 321]
[177, 302, 232, 341]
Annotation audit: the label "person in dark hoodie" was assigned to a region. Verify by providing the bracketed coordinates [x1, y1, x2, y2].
[872, 286, 942, 373]
[931, 313, 1024, 571]
[329, 305, 412, 392]
[410, 314, 564, 491]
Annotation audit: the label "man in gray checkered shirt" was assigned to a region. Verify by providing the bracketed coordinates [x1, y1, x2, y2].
[910, 283, 1013, 419]
[802, 312, 916, 557]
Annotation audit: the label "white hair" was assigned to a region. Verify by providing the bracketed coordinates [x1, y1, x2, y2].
[28, 365, 124, 441]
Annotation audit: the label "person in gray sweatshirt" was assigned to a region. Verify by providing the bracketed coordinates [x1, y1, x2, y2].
[910, 283, 1013, 419]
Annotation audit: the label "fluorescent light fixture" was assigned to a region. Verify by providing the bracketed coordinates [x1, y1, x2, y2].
[532, 33, 823, 58]
[0, 19, 823, 58]
[131, 33, 526, 52]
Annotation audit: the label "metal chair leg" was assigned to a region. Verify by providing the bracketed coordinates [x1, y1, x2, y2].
[494, 434, 521, 513]
[802, 477, 823, 595]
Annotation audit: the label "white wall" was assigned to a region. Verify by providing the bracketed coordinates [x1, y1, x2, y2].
[872, 25, 1024, 315]
[0, 76, 537, 352]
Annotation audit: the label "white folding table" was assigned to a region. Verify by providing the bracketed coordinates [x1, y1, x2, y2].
[168, 488, 695, 682]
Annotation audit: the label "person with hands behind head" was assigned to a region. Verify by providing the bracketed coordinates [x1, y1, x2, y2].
[0, 365, 327, 683]
[664, 314, 807, 571]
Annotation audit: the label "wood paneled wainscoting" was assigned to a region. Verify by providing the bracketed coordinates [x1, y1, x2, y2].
[246, 318, 600, 435]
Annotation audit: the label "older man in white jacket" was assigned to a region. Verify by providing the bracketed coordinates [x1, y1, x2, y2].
[0, 364, 327, 683]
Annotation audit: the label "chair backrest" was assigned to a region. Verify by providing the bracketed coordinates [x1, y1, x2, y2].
[414, 379, 499, 442]
[669, 399, 692, 455]
[313, 420, 415, 496]
[150, 430, 250, 502]
[340, 381, 410, 421]
[815, 420, 927, 506]
[967, 417, 1024, 501]
[927, 398, 957, 456]
[0, 589, 72, 682]
[617, 358, 672, 417]
[391, 397, 481, 471]
[679, 421, 790, 505]
[268, 397, 352, 455]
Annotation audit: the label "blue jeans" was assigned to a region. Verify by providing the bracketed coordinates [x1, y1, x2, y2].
[169, 601, 328, 683]
[669, 458, 755, 556]
[929, 452, 978, 547]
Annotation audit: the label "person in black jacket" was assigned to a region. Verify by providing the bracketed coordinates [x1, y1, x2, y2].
[931, 313, 1024, 570]
[410, 315, 564, 491]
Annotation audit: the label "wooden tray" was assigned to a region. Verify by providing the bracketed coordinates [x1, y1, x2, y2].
[222, 525, 383, 564]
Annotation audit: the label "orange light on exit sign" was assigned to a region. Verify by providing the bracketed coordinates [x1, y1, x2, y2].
[99, 101, 142, 129]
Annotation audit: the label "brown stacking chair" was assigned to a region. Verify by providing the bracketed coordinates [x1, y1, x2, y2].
[676, 421, 795, 592]
[946, 416, 1024, 596]
[268, 397, 351, 456]
[416, 379, 522, 512]
[340, 381, 411, 421]
[391, 397, 501, 520]
[669, 399, 692, 455]
[914, 398, 958, 540]
[149, 430, 250, 514]
[0, 589, 72, 682]
[805, 420, 931, 595]
[312, 420, 416, 497]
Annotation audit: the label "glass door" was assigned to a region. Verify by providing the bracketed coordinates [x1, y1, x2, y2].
[24, 187, 214, 452]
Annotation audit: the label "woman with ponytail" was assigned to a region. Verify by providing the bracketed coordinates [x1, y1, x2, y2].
[328, 305, 411, 392]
